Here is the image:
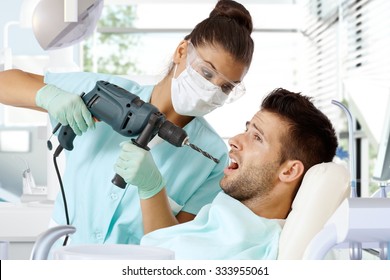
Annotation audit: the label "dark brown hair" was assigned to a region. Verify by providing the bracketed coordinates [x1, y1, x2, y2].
[184, 0, 254, 68]
[261, 88, 338, 174]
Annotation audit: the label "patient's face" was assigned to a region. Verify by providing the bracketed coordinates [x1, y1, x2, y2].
[220, 110, 287, 203]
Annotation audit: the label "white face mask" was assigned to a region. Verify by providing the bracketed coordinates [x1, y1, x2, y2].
[171, 64, 228, 116]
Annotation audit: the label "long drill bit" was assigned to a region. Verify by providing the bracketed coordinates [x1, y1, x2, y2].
[184, 141, 220, 164]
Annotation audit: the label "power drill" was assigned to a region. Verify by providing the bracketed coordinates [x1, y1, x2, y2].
[55, 80, 219, 188]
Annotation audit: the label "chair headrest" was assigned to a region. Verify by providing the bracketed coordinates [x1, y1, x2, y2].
[277, 162, 350, 259]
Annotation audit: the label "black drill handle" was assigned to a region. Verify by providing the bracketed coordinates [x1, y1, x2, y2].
[111, 138, 151, 189]
[111, 114, 160, 189]
[111, 174, 127, 189]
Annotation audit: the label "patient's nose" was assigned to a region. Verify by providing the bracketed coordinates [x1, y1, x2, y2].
[228, 134, 243, 150]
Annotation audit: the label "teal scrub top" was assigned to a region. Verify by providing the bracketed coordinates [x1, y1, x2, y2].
[141, 192, 282, 260]
[44, 71, 229, 245]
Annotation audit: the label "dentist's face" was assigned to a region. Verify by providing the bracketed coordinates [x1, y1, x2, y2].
[220, 110, 287, 203]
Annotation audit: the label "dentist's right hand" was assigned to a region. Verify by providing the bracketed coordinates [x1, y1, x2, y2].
[35, 84, 95, 135]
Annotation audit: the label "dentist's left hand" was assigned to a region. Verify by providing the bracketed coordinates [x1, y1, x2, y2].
[35, 84, 95, 135]
[114, 141, 165, 199]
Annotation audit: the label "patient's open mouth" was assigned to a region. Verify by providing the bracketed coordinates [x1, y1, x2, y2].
[228, 159, 239, 170]
[224, 157, 239, 175]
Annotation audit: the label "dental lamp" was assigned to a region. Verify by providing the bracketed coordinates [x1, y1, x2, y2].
[32, 0, 104, 51]
[2, 0, 103, 70]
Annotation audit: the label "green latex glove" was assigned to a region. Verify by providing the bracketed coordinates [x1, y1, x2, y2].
[114, 141, 165, 199]
[36, 84, 95, 135]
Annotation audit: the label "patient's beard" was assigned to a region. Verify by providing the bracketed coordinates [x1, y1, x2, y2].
[220, 161, 279, 203]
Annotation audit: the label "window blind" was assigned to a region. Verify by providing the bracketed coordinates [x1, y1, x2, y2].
[298, 0, 390, 142]
[298, 0, 341, 126]
[343, 0, 390, 83]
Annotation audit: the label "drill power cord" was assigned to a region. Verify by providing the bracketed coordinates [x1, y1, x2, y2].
[53, 144, 70, 246]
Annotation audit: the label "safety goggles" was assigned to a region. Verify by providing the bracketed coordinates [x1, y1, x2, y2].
[186, 42, 246, 103]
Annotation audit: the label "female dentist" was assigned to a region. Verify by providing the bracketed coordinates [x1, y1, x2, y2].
[0, 0, 254, 247]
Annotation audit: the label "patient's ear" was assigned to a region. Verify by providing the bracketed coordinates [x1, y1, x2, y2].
[279, 160, 305, 183]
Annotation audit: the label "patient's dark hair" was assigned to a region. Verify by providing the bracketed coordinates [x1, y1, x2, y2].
[185, 0, 254, 67]
[261, 88, 338, 174]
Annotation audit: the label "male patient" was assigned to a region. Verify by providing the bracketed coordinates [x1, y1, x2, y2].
[114, 88, 338, 259]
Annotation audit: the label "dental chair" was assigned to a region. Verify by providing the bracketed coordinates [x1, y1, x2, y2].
[278, 161, 390, 260]
[278, 161, 351, 259]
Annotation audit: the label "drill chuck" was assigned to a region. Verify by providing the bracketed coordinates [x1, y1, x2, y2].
[159, 120, 220, 164]
[158, 121, 189, 147]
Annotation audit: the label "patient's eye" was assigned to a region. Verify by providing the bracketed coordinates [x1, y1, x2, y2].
[254, 134, 263, 142]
